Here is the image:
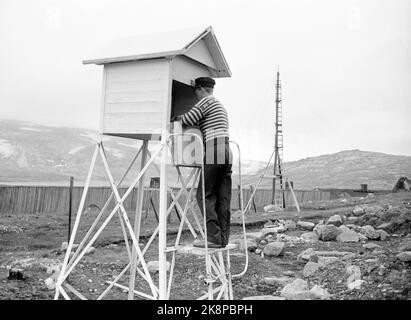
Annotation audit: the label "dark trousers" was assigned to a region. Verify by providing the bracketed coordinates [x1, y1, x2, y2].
[196, 139, 232, 246]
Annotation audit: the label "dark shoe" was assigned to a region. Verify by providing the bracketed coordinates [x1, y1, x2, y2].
[192, 239, 223, 248]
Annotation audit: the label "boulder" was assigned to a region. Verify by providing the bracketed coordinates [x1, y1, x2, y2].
[300, 232, 319, 242]
[297, 248, 316, 263]
[313, 224, 327, 237]
[336, 230, 360, 243]
[360, 225, 380, 240]
[318, 256, 339, 267]
[265, 234, 275, 242]
[284, 220, 296, 231]
[261, 227, 278, 238]
[377, 230, 390, 241]
[320, 225, 342, 241]
[357, 233, 368, 241]
[303, 262, 320, 277]
[326, 215, 343, 227]
[352, 206, 365, 216]
[310, 285, 331, 300]
[280, 279, 314, 300]
[338, 225, 351, 233]
[297, 221, 315, 231]
[396, 251, 411, 262]
[263, 242, 286, 257]
[347, 279, 366, 290]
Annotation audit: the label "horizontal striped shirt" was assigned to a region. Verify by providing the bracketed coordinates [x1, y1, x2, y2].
[181, 95, 229, 143]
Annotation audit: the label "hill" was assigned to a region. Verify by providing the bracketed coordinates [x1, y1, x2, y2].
[1, 119, 409, 189]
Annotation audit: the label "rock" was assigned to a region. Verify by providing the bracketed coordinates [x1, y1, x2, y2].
[284, 220, 296, 231]
[396, 252, 411, 262]
[310, 285, 331, 300]
[364, 205, 384, 216]
[352, 206, 365, 216]
[263, 242, 286, 257]
[61, 242, 68, 251]
[376, 222, 393, 230]
[363, 243, 382, 250]
[313, 223, 326, 237]
[300, 232, 319, 242]
[8, 268, 26, 280]
[377, 230, 390, 241]
[346, 265, 361, 284]
[360, 225, 380, 240]
[320, 225, 342, 241]
[265, 234, 275, 242]
[357, 233, 368, 241]
[326, 215, 343, 227]
[336, 230, 360, 243]
[243, 295, 285, 300]
[147, 261, 171, 273]
[85, 246, 96, 255]
[263, 204, 277, 212]
[297, 248, 316, 263]
[303, 262, 320, 277]
[297, 221, 315, 231]
[338, 225, 350, 233]
[261, 227, 278, 238]
[348, 279, 366, 290]
[263, 276, 292, 287]
[347, 216, 359, 223]
[259, 239, 268, 246]
[282, 270, 295, 277]
[280, 279, 314, 300]
[318, 256, 339, 267]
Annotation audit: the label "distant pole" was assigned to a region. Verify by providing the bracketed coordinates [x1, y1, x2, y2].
[68, 176, 74, 242]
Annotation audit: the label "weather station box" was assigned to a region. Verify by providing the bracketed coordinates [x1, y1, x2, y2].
[82, 26, 231, 143]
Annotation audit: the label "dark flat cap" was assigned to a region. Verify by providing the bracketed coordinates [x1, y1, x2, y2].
[194, 77, 215, 89]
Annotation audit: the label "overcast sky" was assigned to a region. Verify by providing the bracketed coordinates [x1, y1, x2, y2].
[0, 0, 410, 162]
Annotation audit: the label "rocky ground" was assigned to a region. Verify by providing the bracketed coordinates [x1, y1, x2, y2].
[0, 192, 410, 300]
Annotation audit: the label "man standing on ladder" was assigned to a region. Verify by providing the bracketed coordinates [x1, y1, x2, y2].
[174, 77, 232, 248]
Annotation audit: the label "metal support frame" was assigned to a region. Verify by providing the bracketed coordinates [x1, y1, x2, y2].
[54, 133, 249, 300]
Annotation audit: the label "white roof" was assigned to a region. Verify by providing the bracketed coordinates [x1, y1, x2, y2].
[83, 26, 231, 77]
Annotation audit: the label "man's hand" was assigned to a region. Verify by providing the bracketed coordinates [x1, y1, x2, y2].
[171, 115, 183, 122]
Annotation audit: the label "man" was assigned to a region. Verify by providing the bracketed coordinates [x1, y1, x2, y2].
[174, 77, 232, 248]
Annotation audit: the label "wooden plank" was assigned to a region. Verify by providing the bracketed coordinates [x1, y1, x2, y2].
[171, 56, 210, 86]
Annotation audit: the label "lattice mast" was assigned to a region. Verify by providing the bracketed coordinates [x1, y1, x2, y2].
[271, 67, 285, 207]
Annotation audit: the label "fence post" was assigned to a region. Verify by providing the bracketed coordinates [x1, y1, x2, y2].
[68, 176, 74, 242]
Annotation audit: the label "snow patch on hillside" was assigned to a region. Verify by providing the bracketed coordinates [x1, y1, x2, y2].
[69, 146, 86, 155]
[0, 139, 15, 158]
[20, 127, 51, 132]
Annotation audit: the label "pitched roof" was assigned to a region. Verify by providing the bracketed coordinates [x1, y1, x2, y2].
[83, 26, 231, 77]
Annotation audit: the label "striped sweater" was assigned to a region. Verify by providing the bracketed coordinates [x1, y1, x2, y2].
[181, 95, 229, 143]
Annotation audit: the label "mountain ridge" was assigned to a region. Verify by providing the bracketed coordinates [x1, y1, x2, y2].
[0, 119, 410, 189]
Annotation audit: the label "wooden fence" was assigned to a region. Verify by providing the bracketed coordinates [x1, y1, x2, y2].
[0, 185, 331, 215]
